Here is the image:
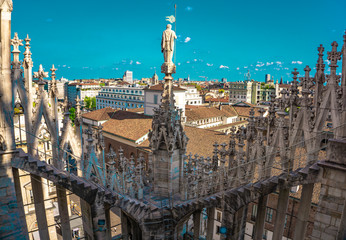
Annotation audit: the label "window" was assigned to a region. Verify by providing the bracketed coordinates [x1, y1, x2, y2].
[265, 207, 274, 223]
[216, 226, 221, 234]
[154, 95, 158, 104]
[251, 204, 257, 221]
[29, 189, 34, 203]
[217, 211, 221, 222]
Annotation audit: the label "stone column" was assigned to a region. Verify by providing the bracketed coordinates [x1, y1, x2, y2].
[121, 211, 129, 240]
[0, 152, 29, 239]
[80, 198, 94, 240]
[193, 210, 201, 240]
[90, 194, 108, 240]
[272, 187, 290, 240]
[293, 183, 314, 240]
[206, 207, 215, 240]
[104, 204, 111, 240]
[56, 186, 72, 240]
[253, 195, 268, 240]
[221, 209, 235, 240]
[176, 223, 183, 240]
[311, 139, 346, 239]
[31, 174, 50, 240]
[227, 206, 247, 240]
[12, 168, 29, 236]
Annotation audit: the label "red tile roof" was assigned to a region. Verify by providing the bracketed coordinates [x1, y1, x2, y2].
[82, 107, 117, 121]
[102, 117, 152, 142]
[147, 83, 186, 91]
[127, 107, 144, 113]
[208, 97, 229, 102]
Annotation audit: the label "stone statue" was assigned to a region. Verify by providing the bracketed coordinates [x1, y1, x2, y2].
[161, 24, 177, 63]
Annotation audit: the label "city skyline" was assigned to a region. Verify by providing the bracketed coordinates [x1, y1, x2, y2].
[12, 0, 345, 81]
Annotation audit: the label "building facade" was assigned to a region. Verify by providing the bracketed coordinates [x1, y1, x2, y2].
[67, 82, 101, 105]
[123, 70, 133, 83]
[96, 84, 145, 110]
[144, 84, 186, 116]
[182, 85, 203, 105]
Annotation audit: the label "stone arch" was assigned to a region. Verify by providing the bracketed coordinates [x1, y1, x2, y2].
[62, 142, 78, 174]
[33, 125, 52, 162]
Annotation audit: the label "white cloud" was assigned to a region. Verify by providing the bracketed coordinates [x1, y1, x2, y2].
[276, 61, 283, 65]
[325, 59, 331, 65]
[136, 61, 141, 65]
[292, 61, 303, 65]
[184, 37, 191, 43]
[129, 60, 133, 65]
[206, 63, 213, 67]
[255, 68, 259, 71]
[185, 6, 193, 11]
[236, 67, 240, 70]
[266, 62, 274, 66]
[219, 65, 229, 69]
[186, 61, 190, 64]
[62, 65, 66, 67]
[297, 61, 302, 64]
[178, 63, 181, 66]
[244, 66, 248, 69]
[256, 63, 265, 67]
[193, 59, 197, 62]
[284, 67, 289, 70]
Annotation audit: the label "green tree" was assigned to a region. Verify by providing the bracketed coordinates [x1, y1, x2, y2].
[91, 97, 96, 109]
[84, 96, 91, 109]
[99, 83, 105, 87]
[84, 96, 96, 110]
[219, 89, 225, 93]
[69, 107, 76, 123]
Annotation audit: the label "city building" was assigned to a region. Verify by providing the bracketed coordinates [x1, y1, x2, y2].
[96, 84, 145, 110]
[184, 105, 238, 129]
[181, 85, 203, 105]
[123, 70, 133, 83]
[67, 82, 101, 105]
[228, 81, 253, 103]
[144, 83, 186, 116]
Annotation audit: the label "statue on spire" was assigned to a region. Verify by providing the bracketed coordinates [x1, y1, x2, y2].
[161, 24, 177, 64]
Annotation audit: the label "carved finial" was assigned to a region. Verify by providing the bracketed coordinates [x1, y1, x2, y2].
[23, 34, 33, 67]
[11, 33, 23, 69]
[34, 64, 49, 84]
[34, 65, 49, 94]
[213, 142, 219, 153]
[106, 147, 117, 165]
[49, 65, 58, 97]
[327, 41, 342, 68]
[50, 65, 57, 81]
[299, 65, 313, 91]
[74, 95, 82, 126]
[11, 32, 23, 53]
[292, 68, 299, 82]
[84, 124, 94, 142]
[63, 96, 70, 113]
[316, 44, 325, 73]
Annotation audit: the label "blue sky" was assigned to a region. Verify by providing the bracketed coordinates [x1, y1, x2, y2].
[12, 0, 345, 82]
